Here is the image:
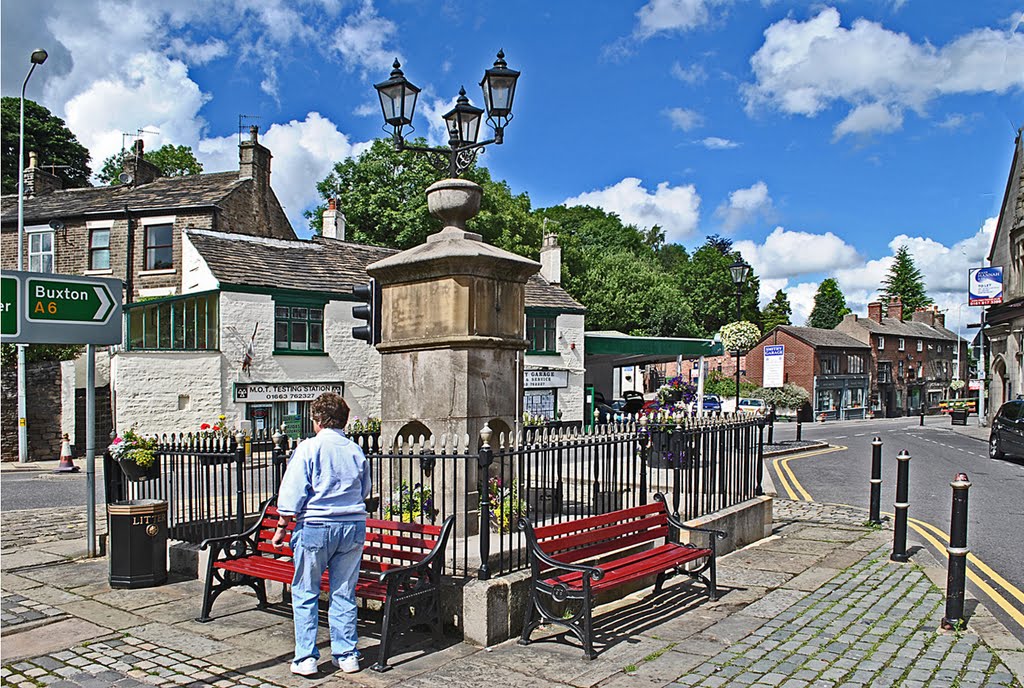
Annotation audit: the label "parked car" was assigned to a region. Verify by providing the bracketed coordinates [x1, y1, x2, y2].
[989, 399, 1024, 459]
[692, 395, 722, 414]
[737, 398, 766, 414]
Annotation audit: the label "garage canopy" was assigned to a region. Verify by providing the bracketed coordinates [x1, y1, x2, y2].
[584, 330, 723, 366]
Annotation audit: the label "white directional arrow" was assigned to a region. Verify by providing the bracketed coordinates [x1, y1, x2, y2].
[93, 285, 113, 321]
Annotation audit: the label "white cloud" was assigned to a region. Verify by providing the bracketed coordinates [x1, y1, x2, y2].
[417, 94, 461, 147]
[701, 137, 740, 149]
[198, 113, 372, 235]
[635, 0, 732, 39]
[664, 107, 704, 131]
[787, 282, 822, 326]
[715, 182, 774, 231]
[671, 61, 707, 84]
[562, 177, 701, 243]
[744, 8, 1024, 136]
[735, 225, 861, 279]
[832, 102, 903, 139]
[332, 0, 400, 75]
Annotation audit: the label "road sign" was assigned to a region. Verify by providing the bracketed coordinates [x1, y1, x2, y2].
[0, 270, 122, 345]
[1, 275, 19, 337]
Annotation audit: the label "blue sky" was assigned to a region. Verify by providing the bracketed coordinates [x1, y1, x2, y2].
[2, 0, 1022, 330]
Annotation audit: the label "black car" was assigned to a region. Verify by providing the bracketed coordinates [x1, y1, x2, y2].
[989, 399, 1024, 459]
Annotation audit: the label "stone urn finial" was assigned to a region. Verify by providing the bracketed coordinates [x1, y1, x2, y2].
[425, 178, 483, 241]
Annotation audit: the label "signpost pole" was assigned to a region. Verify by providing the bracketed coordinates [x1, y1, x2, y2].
[17, 345, 28, 462]
[978, 311, 986, 427]
[86, 344, 97, 557]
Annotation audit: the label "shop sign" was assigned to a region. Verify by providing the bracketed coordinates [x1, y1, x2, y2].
[968, 267, 1002, 306]
[763, 345, 784, 388]
[968, 379, 982, 391]
[233, 381, 344, 403]
[524, 369, 569, 389]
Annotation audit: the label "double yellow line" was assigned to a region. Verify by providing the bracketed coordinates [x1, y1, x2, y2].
[771, 446, 1024, 631]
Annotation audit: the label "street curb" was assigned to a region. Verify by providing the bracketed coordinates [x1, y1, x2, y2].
[763, 441, 830, 458]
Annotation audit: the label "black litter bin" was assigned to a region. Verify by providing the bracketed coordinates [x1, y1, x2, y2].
[950, 409, 969, 426]
[108, 499, 168, 589]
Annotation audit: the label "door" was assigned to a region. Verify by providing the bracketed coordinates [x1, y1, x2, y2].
[247, 405, 272, 434]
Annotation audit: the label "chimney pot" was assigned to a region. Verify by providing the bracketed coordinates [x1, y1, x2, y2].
[867, 302, 883, 323]
[28, 151, 39, 168]
[250, 125, 259, 142]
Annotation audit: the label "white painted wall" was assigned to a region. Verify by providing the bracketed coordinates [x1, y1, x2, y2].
[112, 289, 383, 435]
[524, 312, 585, 421]
[181, 232, 219, 294]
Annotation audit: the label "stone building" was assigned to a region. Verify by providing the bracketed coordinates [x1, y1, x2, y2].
[836, 300, 963, 417]
[985, 128, 1024, 417]
[746, 325, 871, 419]
[111, 227, 586, 438]
[0, 127, 295, 460]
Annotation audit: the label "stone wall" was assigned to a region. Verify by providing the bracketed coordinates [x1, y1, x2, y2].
[1, 360, 63, 462]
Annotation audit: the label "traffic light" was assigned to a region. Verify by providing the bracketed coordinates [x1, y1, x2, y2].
[351, 279, 381, 345]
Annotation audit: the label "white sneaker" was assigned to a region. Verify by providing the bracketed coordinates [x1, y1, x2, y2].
[290, 657, 319, 676]
[333, 654, 361, 673]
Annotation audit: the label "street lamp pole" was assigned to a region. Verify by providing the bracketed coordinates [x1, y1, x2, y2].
[16, 48, 48, 464]
[728, 259, 751, 411]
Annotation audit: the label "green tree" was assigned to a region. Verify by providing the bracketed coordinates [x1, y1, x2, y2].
[98, 144, 203, 185]
[807, 278, 851, 329]
[880, 245, 933, 319]
[1, 97, 92, 194]
[762, 289, 792, 331]
[681, 237, 761, 337]
[308, 138, 541, 255]
[0, 343, 82, 366]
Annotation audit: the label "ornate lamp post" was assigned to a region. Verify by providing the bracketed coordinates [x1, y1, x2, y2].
[16, 48, 48, 464]
[729, 258, 751, 409]
[374, 50, 520, 178]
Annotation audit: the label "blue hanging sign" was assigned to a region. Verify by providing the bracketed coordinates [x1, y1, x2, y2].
[968, 267, 1002, 306]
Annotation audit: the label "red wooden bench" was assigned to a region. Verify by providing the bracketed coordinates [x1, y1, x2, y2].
[196, 498, 455, 672]
[518, 492, 726, 659]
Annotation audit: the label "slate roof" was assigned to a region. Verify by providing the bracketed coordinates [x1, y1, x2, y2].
[185, 229, 585, 312]
[772, 326, 870, 349]
[846, 316, 959, 342]
[0, 172, 246, 225]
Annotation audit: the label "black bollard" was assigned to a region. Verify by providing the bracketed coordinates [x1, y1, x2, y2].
[868, 437, 883, 525]
[920, 407, 925, 426]
[796, 421, 802, 442]
[941, 473, 971, 630]
[891, 450, 912, 561]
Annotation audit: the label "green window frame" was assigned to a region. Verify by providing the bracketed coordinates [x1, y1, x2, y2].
[274, 298, 325, 354]
[126, 291, 219, 351]
[526, 316, 557, 354]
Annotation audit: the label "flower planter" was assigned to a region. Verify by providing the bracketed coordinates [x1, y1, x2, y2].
[118, 459, 160, 482]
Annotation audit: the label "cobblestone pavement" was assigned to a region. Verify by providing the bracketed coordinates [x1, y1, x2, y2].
[1, 593, 66, 629]
[0, 506, 106, 550]
[664, 546, 1019, 687]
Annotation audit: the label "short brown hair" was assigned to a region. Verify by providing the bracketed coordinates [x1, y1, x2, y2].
[310, 392, 350, 429]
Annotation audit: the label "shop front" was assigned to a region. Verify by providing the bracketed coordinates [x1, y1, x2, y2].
[523, 369, 569, 422]
[234, 381, 345, 438]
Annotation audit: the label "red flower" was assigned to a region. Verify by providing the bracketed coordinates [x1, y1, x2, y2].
[200, 423, 211, 430]
[213, 425, 220, 431]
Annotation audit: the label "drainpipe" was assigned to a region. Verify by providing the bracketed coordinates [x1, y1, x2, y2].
[123, 205, 134, 303]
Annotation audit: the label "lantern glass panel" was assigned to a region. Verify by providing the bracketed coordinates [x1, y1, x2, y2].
[402, 88, 418, 124]
[484, 75, 516, 116]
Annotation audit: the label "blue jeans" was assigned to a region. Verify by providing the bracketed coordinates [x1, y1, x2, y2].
[290, 520, 366, 663]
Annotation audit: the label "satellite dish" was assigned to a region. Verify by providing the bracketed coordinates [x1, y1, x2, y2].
[48, 220, 65, 230]
[118, 172, 133, 185]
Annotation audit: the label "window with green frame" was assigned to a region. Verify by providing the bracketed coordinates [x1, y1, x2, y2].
[274, 299, 325, 352]
[126, 292, 219, 351]
[526, 315, 557, 353]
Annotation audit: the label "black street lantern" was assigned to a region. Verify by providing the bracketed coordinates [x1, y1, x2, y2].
[442, 87, 484, 148]
[374, 60, 420, 136]
[729, 258, 751, 287]
[480, 49, 520, 143]
[373, 50, 519, 177]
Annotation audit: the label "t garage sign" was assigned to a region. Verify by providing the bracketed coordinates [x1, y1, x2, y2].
[233, 382, 344, 403]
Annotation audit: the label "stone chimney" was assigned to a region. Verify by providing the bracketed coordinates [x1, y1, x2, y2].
[936, 311, 945, 328]
[887, 297, 903, 322]
[239, 125, 271, 187]
[867, 302, 883, 323]
[321, 198, 346, 240]
[22, 151, 62, 196]
[540, 232, 561, 284]
[122, 139, 162, 186]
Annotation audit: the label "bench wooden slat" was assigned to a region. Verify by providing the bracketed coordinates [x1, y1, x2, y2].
[367, 518, 442, 536]
[365, 531, 437, 551]
[548, 526, 670, 567]
[534, 502, 664, 540]
[362, 545, 428, 564]
[539, 513, 666, 557]
[543, 544, 711, 592]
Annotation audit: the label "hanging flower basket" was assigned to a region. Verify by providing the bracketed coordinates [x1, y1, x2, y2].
[950, 379, 965, 391]
[117, 457, 160, 482]
[109, 427, 160, 482]
[720, 321, 761, 354]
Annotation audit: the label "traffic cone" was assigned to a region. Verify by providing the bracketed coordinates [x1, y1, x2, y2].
[54, 433, 80, 473]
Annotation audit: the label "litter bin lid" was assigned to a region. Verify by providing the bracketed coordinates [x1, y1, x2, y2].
[108, 499, 168, 515]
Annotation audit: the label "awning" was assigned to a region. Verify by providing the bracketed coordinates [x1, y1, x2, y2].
[584, 330, 723, 366]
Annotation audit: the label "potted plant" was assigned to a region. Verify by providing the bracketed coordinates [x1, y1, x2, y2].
[109, 427, 160, 481]
[383, 481, 438, 523]
[488, 477, 526, 533]
[656, 375, 697, 407]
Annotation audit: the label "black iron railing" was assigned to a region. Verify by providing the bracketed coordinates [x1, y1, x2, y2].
[107, 417, 763, 578]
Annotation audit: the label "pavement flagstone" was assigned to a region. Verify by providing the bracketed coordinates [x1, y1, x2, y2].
[2, 498, 1022, 687]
